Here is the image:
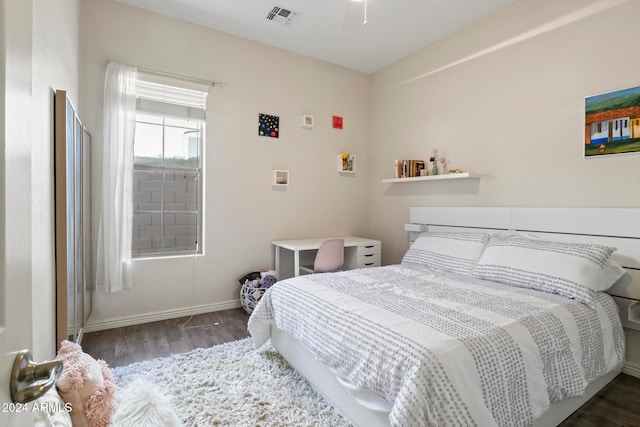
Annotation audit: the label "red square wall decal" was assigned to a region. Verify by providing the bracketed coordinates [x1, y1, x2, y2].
[332, 116, 343, 129]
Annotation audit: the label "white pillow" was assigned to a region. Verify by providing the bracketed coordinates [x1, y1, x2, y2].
[507, 232, 625, 291]
[473, 236, 616, 306]
[401, 232, 490, 276]
[602, 259, 626, 291]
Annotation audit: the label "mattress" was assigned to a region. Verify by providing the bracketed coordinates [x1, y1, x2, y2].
[248, 264, 625, 427]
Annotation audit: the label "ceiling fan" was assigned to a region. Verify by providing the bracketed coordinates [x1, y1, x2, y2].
[343, 0, 424, 30]
[343, 0, 369, 29]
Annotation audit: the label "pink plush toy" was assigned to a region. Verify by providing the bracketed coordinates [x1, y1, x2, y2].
[56, 340, 116, 427]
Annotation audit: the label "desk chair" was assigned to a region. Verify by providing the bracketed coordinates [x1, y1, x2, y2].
[299, 239, 344, 274]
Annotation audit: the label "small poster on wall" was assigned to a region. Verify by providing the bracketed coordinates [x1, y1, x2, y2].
[585, 85, 640, 157]
[259, 113, 279, 138]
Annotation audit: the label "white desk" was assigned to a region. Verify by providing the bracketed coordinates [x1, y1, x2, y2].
[272, 236, 382, 280]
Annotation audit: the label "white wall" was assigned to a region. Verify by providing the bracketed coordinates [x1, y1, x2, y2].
[369, 0, 640, 264]
[368, 0, 640, 370]
[36, 0, 81, 358]
[81, 0, 371, 327]
[0, 0, 79, 360]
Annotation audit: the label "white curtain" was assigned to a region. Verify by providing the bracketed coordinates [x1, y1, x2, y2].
[96, 62, 137, 293]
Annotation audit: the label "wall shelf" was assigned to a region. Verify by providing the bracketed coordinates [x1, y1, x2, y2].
[338, 154, 356, 174]
[382, 172, 479, 183]
[272, 169, 289, 186]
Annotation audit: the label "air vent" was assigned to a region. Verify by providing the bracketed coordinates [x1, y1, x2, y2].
[266, 5, 300, 25]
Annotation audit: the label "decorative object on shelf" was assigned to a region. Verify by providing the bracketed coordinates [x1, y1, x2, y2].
[301, 114, 314, 129]
[272, 169, 289, 186]
[439, 158, 448, 174]
[339, 152, 356, 173]
[259, 113, 279, 138]
[395, 160, 425, 178]
[585, 84, 640, 157]
[429, 150, 438, 176]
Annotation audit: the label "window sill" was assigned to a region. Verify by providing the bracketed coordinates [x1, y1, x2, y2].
[133, 252, 204, 262]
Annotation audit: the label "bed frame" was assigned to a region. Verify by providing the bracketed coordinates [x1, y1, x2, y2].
[271, 207, 640, 427]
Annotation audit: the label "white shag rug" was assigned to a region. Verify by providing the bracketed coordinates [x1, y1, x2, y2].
[111, 378, 182, 427]
[111, 338, 352, 427]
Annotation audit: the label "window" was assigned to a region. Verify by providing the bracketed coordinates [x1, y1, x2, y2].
[132, 72, 208, 257]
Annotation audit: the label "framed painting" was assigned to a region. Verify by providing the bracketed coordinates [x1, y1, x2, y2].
[259, 113, 279, 138]
[585, 85, 640, 157]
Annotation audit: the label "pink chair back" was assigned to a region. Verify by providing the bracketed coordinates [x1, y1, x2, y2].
[314, 239, 345, 273]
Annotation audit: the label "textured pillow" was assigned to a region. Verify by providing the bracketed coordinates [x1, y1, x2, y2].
[33, 387, 73, 427]
[401, 232, 490, 276]
[56, 340, 116, 427]
[508, 232, 626, 291]
[473, 236, 616, 306]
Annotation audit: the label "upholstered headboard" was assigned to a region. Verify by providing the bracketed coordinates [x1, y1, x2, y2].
[405, 207, 640, 331]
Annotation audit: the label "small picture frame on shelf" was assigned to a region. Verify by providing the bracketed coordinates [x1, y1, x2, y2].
[272, 170, 289, 186]
[338, 152, 356, 173]
[301, 114, 314, 129]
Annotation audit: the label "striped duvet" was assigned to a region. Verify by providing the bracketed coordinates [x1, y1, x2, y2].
[248, 264, 624, 427]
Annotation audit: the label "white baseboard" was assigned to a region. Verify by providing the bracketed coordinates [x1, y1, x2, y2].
[83, 299, 242, 333]
[623, 361, 640, 378]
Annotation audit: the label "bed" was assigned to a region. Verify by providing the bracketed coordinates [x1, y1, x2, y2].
[248, 207, 640, 427]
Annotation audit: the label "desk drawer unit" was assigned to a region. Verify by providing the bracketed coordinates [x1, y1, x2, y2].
[358, 244, 381, 268]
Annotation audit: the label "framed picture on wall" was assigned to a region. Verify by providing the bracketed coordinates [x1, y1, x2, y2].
[584, 84, 640, 157]
[259, 113, 279, 138]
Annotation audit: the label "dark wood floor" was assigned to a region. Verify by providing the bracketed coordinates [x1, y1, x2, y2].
[82, 308, 640, 426]
[82, 308, 251, 368]
[560, 373, 640, 426]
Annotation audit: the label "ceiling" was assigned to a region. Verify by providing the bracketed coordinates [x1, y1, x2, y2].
[116, 0, 517, 74]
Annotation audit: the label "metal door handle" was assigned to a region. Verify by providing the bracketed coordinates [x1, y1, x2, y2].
[10, 349, 63, 403]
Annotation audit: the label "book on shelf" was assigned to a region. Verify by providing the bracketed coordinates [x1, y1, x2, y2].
[395, 160, 425, 178]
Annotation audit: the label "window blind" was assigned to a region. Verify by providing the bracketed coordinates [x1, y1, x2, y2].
[136, 71, 208, 119]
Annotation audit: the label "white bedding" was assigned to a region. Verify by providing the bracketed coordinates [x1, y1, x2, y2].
[248, 264, 625, 427]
